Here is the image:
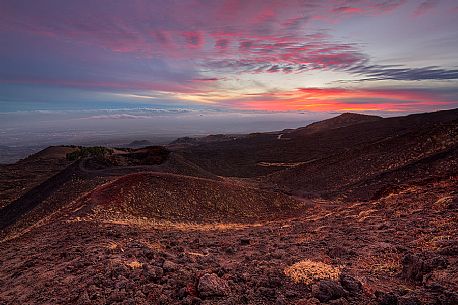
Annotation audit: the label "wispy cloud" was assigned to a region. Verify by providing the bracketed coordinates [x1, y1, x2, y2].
[85, 114, 153, 120]
[348, 65, 458, 81]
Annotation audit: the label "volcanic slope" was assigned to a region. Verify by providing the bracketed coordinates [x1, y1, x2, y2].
[287, 112, 382, 136]
[0, 146, 77, 209]
[0, 147, 220, 236]
[264, 118, 458, 201]
[178, 109, 458, 177]
[69, 172, 307, 224]
[0, 109, 457, 305]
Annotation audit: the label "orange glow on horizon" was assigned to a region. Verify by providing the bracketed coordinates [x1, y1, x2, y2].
[217, 87, 452, 112]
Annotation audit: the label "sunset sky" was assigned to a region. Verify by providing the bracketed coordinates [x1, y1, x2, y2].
[1, 0, 458, 145]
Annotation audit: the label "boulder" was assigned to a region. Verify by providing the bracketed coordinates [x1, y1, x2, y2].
[375, 291, 398, 305]
[401, 254, 425, 282]
[162, 260, 178, 272]
[339, 273, 362, 294]
[398, 295, 421, 305]
[197, 273, 230, 298]
[312, 280, 347, 302]
[142, 264, 163, 281]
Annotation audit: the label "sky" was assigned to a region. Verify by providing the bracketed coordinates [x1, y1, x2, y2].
[1, 0, 458, 146]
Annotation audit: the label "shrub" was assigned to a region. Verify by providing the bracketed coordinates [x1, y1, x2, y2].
[66, 146, 113, 161]
[284, 259, 341, 285]
[126, 260, 142, 269]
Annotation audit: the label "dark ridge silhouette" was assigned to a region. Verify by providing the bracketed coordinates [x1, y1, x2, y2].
[288, 112, 382, 136]
[126, 140, 153, 148]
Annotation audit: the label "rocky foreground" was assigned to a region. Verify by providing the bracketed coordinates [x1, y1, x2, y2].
[1, 178, 457, 305]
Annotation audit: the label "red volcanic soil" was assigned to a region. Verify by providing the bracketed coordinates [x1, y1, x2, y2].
[77, 172, 306, 223]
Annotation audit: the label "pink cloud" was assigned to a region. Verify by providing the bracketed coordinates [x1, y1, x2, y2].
[1, 0, 455, 97]
[182, 31, 204, 48]
[333, 6, 364, 14]
[0, 1, 407, 65]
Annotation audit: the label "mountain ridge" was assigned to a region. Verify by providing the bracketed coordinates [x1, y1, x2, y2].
[288, 112, 383, 136]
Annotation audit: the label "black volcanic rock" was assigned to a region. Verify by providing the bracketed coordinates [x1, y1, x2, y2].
[375, 291, 398, 305]
[401, 253, 426, 282]
[339, 273, 362, 293]
[312, 280, 347, 302]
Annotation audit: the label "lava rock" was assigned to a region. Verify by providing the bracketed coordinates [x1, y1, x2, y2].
[312, 280, 347, 302]
[425, 256, 448, 271]
[401, 253, 425, 282]
[225, 247, 236, 254]
[398, 295, 421, 305]
[162, 260, 178, 272]
[375, 291, 398, 305]
[437, 240, 458, 256]
[240, 238, 250, 245]
[142, 264, 163, 281]
[111, 263, 129, 278]
[76, 291, 91, 305]
[142, 248, 154, 259]
[446, 200, 458, 209]
[327, 246, 355, 259]
[108, 289, 127, 303]
[257, 286, 276, 300]
[295, 298, 320, 305]
[339, 273, 362, 294]
[197, 273, 230, 298]
[437, 290, 458, 305]
[329, 298, 350, 305]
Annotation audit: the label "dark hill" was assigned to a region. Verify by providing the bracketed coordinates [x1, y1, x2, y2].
[264, 119, 458, 201]
[127, 140, 153, 148]
[169, 134, 241, 147]
[288, 112, 382, 137]
[178, 108, 458, 177]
